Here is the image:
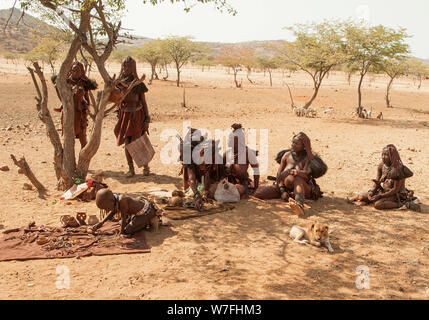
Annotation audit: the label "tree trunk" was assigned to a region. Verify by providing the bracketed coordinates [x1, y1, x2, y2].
[150, 64, 156, 83]
[233, 69, 239, 87]
[303, 83, 320, 109]
[418, 75, 422, 89]
[76, 83, 113, 178]
[357, 72, 365, 115]
[176, 69, 180, 87]
[268, 70, 272, 87]
[50, 61, 55, 75]
[386, 76, 394, 108]
[28, 63, 70, 189]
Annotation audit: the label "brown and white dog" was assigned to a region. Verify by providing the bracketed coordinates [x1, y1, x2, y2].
[289, 223, 334, 253]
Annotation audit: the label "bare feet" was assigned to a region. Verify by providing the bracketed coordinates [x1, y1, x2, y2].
[126, 170, 135, 178]
[288, 198, 305, 217]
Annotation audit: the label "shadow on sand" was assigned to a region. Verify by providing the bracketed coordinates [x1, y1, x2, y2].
[96, 170, 182, 188]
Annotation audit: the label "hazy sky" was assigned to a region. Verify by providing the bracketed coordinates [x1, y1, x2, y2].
[1, 0, 428, 58]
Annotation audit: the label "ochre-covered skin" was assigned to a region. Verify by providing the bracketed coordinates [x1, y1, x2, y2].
[52, 62, 97, 149]
[254, 132, 325, 210]
[351, 144, 418, 210]
[113, 57, 150, 177]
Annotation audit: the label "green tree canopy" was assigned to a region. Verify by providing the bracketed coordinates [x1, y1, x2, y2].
[134, 40, 163, 82]
[344, 21, 410, 114]
[279, 20, 347, 109]
[257, 57, 279, 87]
[161, 36, 201, 87]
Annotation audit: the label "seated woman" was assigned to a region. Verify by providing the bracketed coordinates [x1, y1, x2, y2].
[179, 128, 226, 211]
[350, 144, 420, 212]
[254, 132, 327, 216]
[224, 124, 260, 199]
[93, 189, 160, 235]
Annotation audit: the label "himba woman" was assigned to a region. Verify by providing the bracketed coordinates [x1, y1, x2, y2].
[52, 61, 98, 149]
[350, 144, 420, 212]
[254, 132, 327, 216]
[114, 56, 151, 177]
[179, 128, 226, 211]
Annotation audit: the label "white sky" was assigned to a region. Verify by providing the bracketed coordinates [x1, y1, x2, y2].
[1, 0, 428, 59]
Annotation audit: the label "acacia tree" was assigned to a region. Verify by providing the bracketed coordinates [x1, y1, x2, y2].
[239, 47, 256, 84]
[25, 37, 63, 74]
[379, 58, 409, 108]
[10, 0, 234, 190]
[157, 49, 173, 80]
[195, 54, 217, 72]
[3, 52, 20, 64]
[344, 22, 409, 115]
[134, 40, 163, 84]
[111, 49, 131, 63]
[257, 57, 279, 87]
[162, 36, 201, 87]
[273, 55, 298, 78]
[408, 58, 429, 90]
[280, 21, 346, 109]
[217, 46, 252, 87]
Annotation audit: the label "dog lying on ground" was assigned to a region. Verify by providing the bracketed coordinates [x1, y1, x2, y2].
[289, 223, 334, 253]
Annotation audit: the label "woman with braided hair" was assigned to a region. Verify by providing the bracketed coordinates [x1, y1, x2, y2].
[350, 144, 420, 211]
[51, 61, 98, 149]
[179, 128, 226, 211]
[254, 132, 327, 216]
[114, 56, 151, 177]
[224, 123, 260, 199]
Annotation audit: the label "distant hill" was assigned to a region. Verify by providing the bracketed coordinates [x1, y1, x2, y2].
[1, 7, 427, 63]
[0, 8, 57, 53]
[119, 36, 285, 58]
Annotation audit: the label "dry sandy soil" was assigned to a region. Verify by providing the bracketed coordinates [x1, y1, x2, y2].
[0, 59, 428, 299]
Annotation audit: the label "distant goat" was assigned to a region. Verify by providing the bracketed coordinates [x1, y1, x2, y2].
[293, 106, 317, 118]
[323, 107, 334, 116]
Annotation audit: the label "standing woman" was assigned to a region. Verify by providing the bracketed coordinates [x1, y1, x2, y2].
[114, 56, 151, 177]
[52, 61, 98, 149]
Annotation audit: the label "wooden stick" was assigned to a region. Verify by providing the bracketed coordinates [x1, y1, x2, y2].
[10, 154, 46, 192]
[103, 76, 145, 118]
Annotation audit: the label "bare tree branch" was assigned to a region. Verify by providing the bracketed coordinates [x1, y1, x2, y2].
[2, 0, 18, 32]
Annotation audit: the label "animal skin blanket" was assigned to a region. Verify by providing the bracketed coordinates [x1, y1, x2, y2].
[0, 221, 150, 262]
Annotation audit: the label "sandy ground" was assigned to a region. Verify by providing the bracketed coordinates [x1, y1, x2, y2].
[0, 58, 428, 299]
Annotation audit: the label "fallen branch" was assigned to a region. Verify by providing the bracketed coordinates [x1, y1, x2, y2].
[10, 154, 46, 193]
